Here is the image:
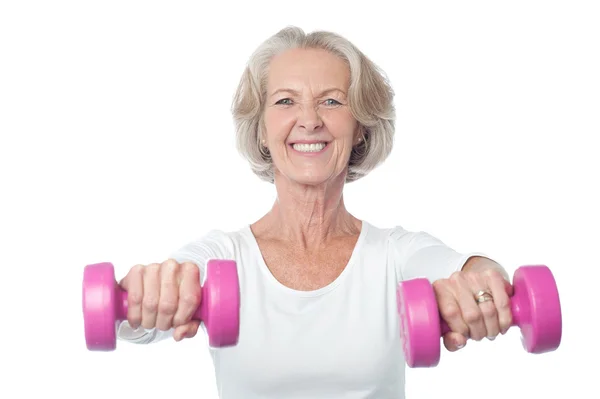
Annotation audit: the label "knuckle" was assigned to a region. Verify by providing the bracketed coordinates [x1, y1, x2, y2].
[181, 262, 200, 276]
[180, 291, 201, 308]
[130, 264, 145, 275]
[128, 291, 143, 305]
[162, 258, 180, 271]
[432, 278, 446, 287]
[145, 263, 160, 274]
[449, 271, 463, 282]
[440, 302, 461, 319]
[143, 296, 159, 312]
[158, 299, 178, 315]
[432, 278, 448, 291]
[484, 268, 501, 279]
[463, 309, 482, 324]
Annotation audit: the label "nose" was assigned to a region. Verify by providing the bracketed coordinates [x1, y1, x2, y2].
[297, 103, 323, 132]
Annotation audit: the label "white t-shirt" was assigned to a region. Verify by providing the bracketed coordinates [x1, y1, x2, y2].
[117, 220, 487, 398]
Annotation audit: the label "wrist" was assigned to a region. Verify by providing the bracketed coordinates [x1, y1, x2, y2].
[463, 256, 510, 282]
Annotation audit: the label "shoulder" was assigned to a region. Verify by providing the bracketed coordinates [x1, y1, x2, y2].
[169, 225, 253, 265]
[363, 220, 447, 255]
[363, 220, 428, 245]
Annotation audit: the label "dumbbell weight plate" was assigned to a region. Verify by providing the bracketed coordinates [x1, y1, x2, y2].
[82, 262, 122, 351]
[396, 277, 442, 367]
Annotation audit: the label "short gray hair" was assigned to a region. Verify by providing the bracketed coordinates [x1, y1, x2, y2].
[231, 26, 395, 183]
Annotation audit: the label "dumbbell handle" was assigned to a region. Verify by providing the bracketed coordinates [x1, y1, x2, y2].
[439, 295, 521, 335]
[106, 287, 208, 324]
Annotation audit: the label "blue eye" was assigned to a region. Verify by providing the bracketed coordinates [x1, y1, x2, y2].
[274, 98, 342, 106]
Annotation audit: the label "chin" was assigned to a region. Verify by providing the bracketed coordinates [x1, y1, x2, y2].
[286, 170, 344, 186]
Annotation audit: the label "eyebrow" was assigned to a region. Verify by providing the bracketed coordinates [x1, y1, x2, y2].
[269, 88, 346, 98]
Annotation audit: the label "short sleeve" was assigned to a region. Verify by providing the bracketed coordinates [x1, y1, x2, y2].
[167, 229, 235, 284]
[116, 229, 234, 344]
[389, 226, 489, 283]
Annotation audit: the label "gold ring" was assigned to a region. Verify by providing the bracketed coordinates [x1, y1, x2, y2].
[474, 290, 494, 304]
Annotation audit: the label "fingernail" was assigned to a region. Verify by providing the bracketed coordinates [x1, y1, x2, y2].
[456, 343, 465, 349]
[487, 336, 496, 341]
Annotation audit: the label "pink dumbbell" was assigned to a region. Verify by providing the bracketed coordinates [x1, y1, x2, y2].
[396, 265, 562, 367]
[82, 259, 240, 351]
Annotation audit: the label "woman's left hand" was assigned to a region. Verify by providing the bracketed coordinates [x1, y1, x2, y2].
[432, 257, 513, 351]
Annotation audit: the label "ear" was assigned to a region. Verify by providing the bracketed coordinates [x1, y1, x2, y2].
[258, 126, 268, 149]
[354, 125, 365, 146]
[259, 137, 269, 155]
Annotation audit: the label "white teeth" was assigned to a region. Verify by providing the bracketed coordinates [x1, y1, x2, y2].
[292, 142, 327, 152]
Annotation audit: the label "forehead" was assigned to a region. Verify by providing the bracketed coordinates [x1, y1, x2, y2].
[266, 48, 350, 93]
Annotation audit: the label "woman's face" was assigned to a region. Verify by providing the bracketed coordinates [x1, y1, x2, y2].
[263, 48, 361, 186]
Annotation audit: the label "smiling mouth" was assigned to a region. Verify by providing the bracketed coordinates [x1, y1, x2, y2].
[290, 142, 328, 153]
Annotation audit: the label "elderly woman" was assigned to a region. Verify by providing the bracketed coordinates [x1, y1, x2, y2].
[117, 26, 512, 398]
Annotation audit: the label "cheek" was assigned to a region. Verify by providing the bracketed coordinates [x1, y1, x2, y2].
[332, 126, 359, 153]
[264, 111, 295, 139]
[322, 111, 357, 136]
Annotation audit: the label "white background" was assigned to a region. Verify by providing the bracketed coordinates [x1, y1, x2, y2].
[1, 1, 598, 398]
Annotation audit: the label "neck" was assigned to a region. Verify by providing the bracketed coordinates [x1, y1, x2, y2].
[255, 171, 361, 250]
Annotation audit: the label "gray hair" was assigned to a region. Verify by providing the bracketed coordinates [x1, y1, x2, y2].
[231, 26, 395, 183]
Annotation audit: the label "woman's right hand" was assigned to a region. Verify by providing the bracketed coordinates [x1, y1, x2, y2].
[119, 259, 202, 342]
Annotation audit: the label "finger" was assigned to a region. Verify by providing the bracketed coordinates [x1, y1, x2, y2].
[173, 321, 201, 342]
[477, 299, 499, 340]
[433, 279, 469, 338]
[173, 325, 187, 342]
[141, 263, 160, 329]
[486, 271, 513, 335]
[173, 262, 202, 327]
[443, 331, 468, 352]
[185, 320, 201, 338]
[120, 265, 144, 329]
[156, 260, 179, 331]
[452, 273, 487, 341]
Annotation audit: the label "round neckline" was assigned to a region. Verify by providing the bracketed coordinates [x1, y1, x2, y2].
[243, 220, 369, 298]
